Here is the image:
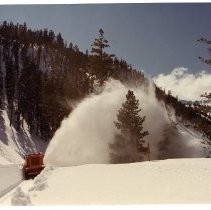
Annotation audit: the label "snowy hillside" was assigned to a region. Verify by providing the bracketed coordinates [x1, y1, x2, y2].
[0, 108, 47, 198]
[0, 109, 47, 165]
[1, 158, 211, 205]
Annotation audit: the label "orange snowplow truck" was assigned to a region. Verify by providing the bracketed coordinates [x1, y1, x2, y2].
[23, 153, 45, 180]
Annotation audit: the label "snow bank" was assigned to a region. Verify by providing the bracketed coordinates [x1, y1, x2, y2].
[1, 158, 211, 205]
[0, 156, 11, 165]
[11, 187, 31, 206]
[0, 164, 23, 198]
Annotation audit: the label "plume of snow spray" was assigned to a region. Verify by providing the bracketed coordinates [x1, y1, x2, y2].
[44, 79, 206, 166]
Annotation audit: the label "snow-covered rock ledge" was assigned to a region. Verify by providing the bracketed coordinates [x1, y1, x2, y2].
[1, 158, 211, 205]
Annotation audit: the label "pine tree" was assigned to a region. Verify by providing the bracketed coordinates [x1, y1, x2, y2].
[0, 56, 3, 110]
[17, 58, 42, 132]
[110, 90, 149, 163]
[5, 57, 16, 126]
[56, 32, 64, 49]
[89, 29, 114, 85]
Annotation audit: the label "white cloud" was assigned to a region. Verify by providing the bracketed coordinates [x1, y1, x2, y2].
[153, 67, 211, 101]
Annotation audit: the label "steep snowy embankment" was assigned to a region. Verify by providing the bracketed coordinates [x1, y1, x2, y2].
[1, 158, 211, 205]
[0, 109, 48, 199]
[0, 109, 47, 165]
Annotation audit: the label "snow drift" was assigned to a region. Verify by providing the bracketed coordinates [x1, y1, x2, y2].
[1, 158, 211, 205]
[44, 79, 208, 167]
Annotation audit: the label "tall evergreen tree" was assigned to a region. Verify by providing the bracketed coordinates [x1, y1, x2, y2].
[89, 28, 114, 85]
[110, 90, 149, 163]
[0, 52, 3, 110]
[5, 57, 16, 126]
[56, 32, 64, 49]
[17, 58, 42, 132]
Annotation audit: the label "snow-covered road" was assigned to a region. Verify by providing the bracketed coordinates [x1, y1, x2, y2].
[0, 164, 23, 198]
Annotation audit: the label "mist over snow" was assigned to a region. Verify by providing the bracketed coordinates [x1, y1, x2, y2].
[44, 79, 207, 167]
[153, 67, 211, 101]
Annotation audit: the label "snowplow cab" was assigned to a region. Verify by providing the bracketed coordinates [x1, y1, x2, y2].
[23, 153, 45, 180]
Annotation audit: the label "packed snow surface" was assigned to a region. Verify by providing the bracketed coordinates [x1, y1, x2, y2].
[1, 158, 211, 205]
[0, 164, 23, 198]
[0, 156, 11, 165]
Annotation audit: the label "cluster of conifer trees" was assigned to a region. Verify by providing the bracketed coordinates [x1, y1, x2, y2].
[0, 21, 210, 147]
[0, 21, 144, 141]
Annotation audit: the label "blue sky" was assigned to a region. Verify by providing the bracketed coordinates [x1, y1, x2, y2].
[0, 4, 211, 76]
